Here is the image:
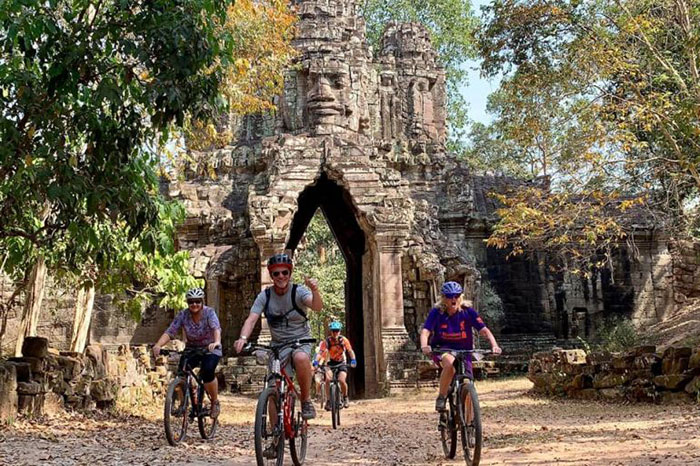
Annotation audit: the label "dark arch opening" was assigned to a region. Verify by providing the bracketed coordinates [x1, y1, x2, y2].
[287, 173, 366, 397]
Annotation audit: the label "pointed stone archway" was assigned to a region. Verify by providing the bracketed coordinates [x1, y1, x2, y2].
[286, 173, 366, 396]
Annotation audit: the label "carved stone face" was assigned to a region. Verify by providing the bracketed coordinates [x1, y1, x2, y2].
[305, 59, 351, 133]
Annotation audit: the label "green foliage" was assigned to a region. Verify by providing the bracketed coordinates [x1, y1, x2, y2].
[472, 0, 700, 268]
[360, 0, 479, 153]
[587, 316, 640, 353]
[294, 210, 346, 340]
[0, 0, 269, 315]
[478, 279, 505, 329]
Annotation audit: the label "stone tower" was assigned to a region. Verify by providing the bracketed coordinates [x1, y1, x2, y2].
[168, 0, 480, 396]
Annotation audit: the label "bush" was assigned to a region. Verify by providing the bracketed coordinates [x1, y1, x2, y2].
[590, 316, 640, 352]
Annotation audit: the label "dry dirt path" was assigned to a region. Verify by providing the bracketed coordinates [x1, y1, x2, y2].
[2, 377, 700, 465]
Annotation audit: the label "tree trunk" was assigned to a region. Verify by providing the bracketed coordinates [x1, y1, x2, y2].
[70, 283, 96, 353]
[14, 257, 47, 356]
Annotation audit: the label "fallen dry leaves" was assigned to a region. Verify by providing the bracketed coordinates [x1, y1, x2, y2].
[1, 377, 699, 465]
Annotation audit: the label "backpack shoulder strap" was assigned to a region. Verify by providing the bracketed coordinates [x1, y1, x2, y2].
[264, 287, 271, 316]
[291, 284, 308, 320]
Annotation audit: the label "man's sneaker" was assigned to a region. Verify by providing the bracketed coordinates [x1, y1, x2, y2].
[324, 400, 331, 411]
[435, 395, 447, 412]
[301, 401, 316, 420]
[342, 397, 349, 409]
[210, 400, 220, 419]
[263, 441, 278, 459]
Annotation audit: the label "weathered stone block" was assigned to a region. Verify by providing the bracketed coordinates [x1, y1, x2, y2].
[659, 391, 693, 404]
[688, 350, 700, 370]
[599, 387, 624, 400]
[90, 378, 119, 402]
[6, 361, 32, 382]
[593, 372, 629, 389]
[17, 381, 42, 395]
[22, 336, 49, 358]
[57, 356, 83, 381]
[684, 376, 700, 395]
[653, 374, 693, 390]
[0, 363, 18, 422]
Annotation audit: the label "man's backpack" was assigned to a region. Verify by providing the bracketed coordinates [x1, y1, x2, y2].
[263, 284, 308, 328]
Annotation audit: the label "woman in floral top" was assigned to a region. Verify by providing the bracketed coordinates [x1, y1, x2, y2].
[153, 288, 222, 418]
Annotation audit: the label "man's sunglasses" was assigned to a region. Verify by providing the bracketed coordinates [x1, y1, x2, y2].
[187, 300, 203, 305]
[444, 293, 461, 299]
[272, 270, 290, 277]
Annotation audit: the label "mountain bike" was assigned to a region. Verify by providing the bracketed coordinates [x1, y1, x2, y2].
[313, 366, 327, 410]
[325, 364, 347, 430]
[433, 348, 492, 466]
[245, 338, 316, 466]
[160, 346, 220, 446]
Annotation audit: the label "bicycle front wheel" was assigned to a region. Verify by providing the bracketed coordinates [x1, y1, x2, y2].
[459, 382, 482, 466]
[255, 387, 285, 466]
[164, 377, 189, 446]
[439, 406, 457, 459]
[289, 395, 308, 466]
[197, 386, 218, 440]
[330, 383, 340, 429]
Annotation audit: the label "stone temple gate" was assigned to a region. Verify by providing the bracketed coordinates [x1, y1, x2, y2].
[168, 0, 480, 396]
[165, 0, 675, 396]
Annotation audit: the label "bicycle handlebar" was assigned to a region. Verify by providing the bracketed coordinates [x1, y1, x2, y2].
[242, 337, 317, 354]
[159, 345, 221, 357]
[430, 348, 494, 356]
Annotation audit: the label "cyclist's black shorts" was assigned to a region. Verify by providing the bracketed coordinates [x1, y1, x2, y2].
[327, 360, 348, 373]
[178, 350, 220, 383]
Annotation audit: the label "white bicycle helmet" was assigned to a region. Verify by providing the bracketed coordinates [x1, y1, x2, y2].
[185, 288, 205, 300]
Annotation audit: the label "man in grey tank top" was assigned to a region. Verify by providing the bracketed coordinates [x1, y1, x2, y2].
[234, 253, 323, 420]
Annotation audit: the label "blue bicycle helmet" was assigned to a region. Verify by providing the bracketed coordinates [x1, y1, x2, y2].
[329, 321, 342, 331]
[441, 281, 463, 296]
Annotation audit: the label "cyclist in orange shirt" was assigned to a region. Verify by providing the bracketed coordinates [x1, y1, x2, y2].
[313, 321, 356, 410]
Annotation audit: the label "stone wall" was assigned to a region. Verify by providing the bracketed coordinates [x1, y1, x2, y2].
[670, 239, 700, 304]
[529, 346, 700, 403]
[0, 336, 275, 422]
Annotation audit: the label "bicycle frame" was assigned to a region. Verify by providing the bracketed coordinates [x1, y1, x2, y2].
[251, 338, 316, 440]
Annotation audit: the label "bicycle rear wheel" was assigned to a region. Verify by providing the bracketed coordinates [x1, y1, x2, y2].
[254, 386, 285, 466]
[330, 383, 340, 429]
[289, 395, 308, 466]
[164, 377, 189, 446]
[459, 382, 482, 466]
[197, 386, 218, 440]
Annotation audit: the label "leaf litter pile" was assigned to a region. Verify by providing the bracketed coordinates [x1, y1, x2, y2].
[1, 377, 699, 465]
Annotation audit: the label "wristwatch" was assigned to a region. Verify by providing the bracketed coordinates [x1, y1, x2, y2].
[240, 335, 248, 341]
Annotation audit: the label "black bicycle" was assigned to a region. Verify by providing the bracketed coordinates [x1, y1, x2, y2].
[244, 338, 316, 466]
[160, 346, 220, 446]
[432, 348, 492, 466]
[325, 364, 347, 429]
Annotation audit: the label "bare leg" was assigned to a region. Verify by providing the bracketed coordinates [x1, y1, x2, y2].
[293, 351, 312, 402]
[338, 371, 349, 398]
[325, 368, 332, 399]
[204, 379, 218, 403]
[438, 354, 455, 398]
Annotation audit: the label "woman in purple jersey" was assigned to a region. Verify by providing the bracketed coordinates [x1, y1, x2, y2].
[153, 287, 222, 419]
[420, 281, 502, 412]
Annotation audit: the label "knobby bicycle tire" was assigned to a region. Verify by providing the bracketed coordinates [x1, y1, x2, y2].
[459, 382, 482, 466]
[288, 393, 308, 466]
[439, 399, 457, 459]
[330, 383, 340, 429]
[164, 377, 189, 446]
[254, 386, 285, 466]
[197, 386, 218, 440]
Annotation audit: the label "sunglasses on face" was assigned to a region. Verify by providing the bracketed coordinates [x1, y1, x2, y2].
[272, 270, 290, 277]
[331, 330, 340, 333]
[187, 300, 203, 306]
[444, 293, 461, 300]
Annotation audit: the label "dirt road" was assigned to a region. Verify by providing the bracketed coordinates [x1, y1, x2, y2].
[2, 377, 699, 465]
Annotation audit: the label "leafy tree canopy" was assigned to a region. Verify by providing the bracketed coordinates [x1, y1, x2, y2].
[294, 210, 346, 340]
[360, 0, 479, 154]
[473, 0, 699, 272]
[0, 0, 295, 310]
